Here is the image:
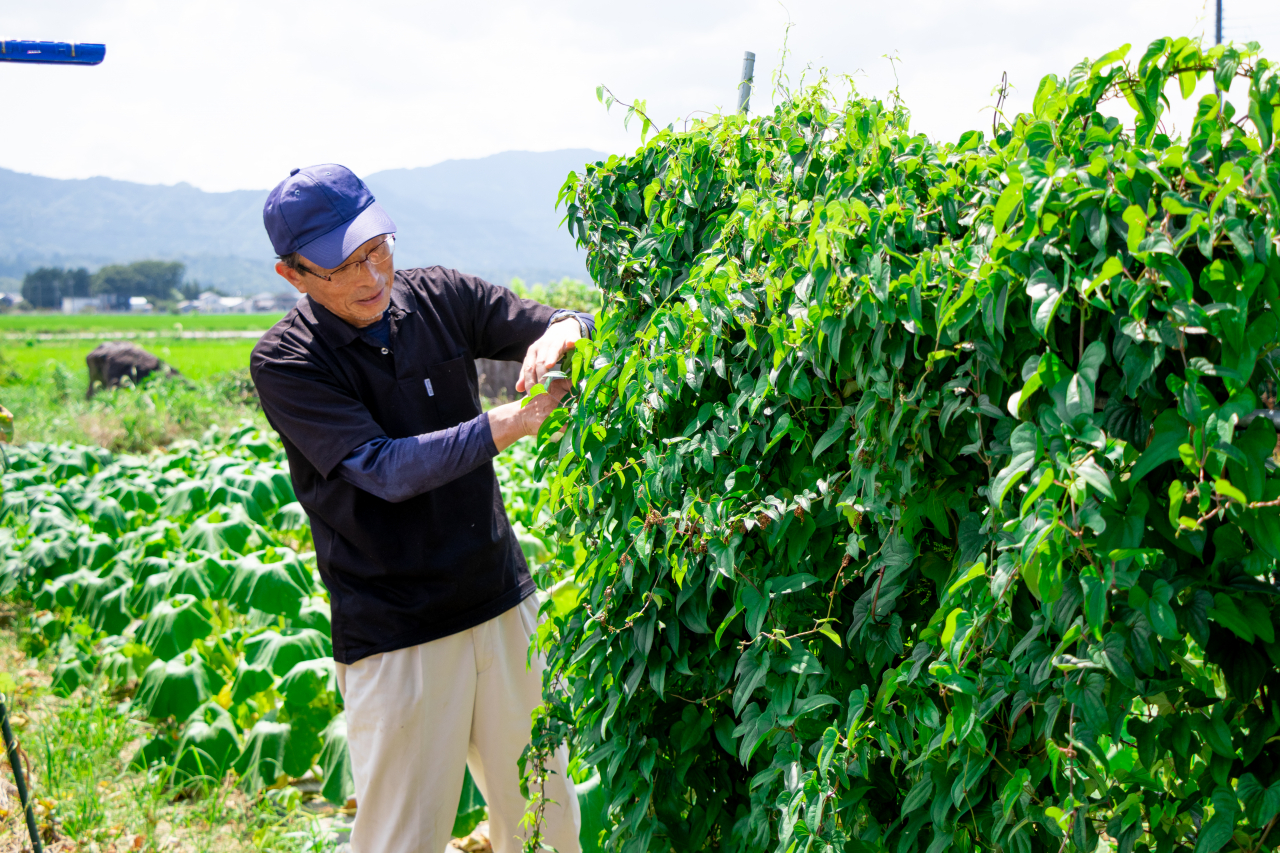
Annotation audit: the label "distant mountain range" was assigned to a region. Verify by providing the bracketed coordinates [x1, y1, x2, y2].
[0, 149, 606, 294]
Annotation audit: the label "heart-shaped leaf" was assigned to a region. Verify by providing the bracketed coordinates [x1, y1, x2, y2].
[134, 653, 225, 722]
[174, 702, 240, 784]
[271, 501, 310, 533]
[291, 596, 331, 634]
[317, 713, 353, 805]
[243, 628, 331, 677]
[157, 480, 209, 520]
[277, 657, 337, 707]
[229, 659, 276, 705]
[226, 548, 313, 618]
[233, 720, 292, 792]
[181, 506, 268, 555]
[166, 552, 231, 600]
[137, 594, 214, 661]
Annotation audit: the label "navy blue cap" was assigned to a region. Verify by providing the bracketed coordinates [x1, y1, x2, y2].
[263, 164, 397, 269]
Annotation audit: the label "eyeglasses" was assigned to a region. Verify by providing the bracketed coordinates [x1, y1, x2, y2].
[300, 234, 395, 282]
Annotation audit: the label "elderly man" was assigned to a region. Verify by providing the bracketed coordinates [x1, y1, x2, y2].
[250, 164, 586, 853]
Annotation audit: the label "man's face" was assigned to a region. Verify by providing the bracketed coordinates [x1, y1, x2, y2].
[275, 234, 394, 328]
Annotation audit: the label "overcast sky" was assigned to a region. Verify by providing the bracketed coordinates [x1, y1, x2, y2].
[3, 0, 1277, 193]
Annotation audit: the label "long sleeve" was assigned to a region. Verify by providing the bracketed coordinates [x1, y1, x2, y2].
[335, 412, 499, 503]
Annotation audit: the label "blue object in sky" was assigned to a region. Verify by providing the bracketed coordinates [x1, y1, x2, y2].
[0, 41, 105, 65]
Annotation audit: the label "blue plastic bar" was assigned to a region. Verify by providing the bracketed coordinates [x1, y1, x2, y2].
[0, 41, 105, 65]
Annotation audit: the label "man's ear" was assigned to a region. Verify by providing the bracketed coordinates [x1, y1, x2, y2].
[275, 262, 309, 294]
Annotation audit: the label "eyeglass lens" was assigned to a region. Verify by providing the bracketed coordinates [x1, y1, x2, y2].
[332, 235, 394, 279]
[366, 235, 394, 263]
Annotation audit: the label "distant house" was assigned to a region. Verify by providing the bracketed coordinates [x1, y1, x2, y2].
[0, 293, 23, 308]
[180, 291, 246, 313]
[128, 296, 153, 312]
[247, 292, 299, 313]
[61, 295, 109, 314]
[179, 292, 219, 313]
[179, 291, 296, 314]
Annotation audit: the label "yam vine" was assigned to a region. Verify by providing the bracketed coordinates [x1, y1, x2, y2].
[528, 37, 1280, 853]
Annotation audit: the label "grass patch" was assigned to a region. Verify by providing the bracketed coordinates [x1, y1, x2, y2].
[0, 362, 265, 452]
[0, 314, 285, 335]
[0, 320, 265, 452]
[1, 338, 257, 379]
[0, 599, 348, 852]
[2, 339, 258, 382]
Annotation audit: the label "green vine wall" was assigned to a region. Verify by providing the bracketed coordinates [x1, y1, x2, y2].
[527, 37, 1280, 853]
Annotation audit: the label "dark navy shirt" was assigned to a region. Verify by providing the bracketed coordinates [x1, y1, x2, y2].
[337, 310, 594, 503]
[250, 267, 592, 664]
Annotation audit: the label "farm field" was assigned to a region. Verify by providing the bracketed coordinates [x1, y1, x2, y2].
[0, 425, 576, 851]
[3, 34, 1280, 853]
[0, 289, 602, 849]
[2, 337, 259, 382]
[0, 609, 332, 853]
[0, 311, 272, 392]
[0, 312, 286, 336]
[0, 314, 271, 450]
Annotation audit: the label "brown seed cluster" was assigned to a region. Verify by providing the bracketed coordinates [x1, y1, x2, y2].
[643, 510, 664, 531]
[757, 512, 772, 528]
[794, 506, 805, 521]
[841, 554, 853, 569]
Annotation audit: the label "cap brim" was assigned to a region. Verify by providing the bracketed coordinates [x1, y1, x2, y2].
[297, 201, 397, 269]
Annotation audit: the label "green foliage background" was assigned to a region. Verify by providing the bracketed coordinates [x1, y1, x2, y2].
[20, 260, 188, 309]
[511, 276, 605, 315]
[528, 37, 1280, 853]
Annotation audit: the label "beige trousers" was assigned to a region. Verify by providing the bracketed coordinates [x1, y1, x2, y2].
[335, 596, 581, 853]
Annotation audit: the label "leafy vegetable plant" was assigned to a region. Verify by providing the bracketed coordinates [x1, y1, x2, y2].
[0, 423, 565, 820]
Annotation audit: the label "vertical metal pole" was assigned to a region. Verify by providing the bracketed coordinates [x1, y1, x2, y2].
[737, 51, 756, 114]
[1, 697, 43, 853]
[1213, 0, 1223, 98]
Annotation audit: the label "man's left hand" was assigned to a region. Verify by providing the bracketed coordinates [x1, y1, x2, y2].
[516, 319, 581, 393]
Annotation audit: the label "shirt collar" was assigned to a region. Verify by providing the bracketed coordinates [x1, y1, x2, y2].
[388, 273, 417, 317]
[296, 270, 415, 349]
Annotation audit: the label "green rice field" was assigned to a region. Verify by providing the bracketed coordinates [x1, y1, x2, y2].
[0, 311, 285, 335]
[0, 311, 282, 382]
[1, 337, 258, 381]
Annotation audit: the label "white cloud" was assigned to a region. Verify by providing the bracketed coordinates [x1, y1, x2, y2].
[2, 0, 1276, 192]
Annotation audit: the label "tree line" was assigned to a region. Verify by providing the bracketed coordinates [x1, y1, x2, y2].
[19, 261, 206, 309]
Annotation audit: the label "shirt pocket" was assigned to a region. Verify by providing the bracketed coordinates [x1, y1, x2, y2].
[425, 355, 481, 429]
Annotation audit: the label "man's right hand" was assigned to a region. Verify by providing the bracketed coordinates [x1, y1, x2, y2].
[488, 378, 570, 452]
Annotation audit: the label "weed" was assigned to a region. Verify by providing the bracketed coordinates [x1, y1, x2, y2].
[0, 363, 266, 452]
[0, 599, 341, 853]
